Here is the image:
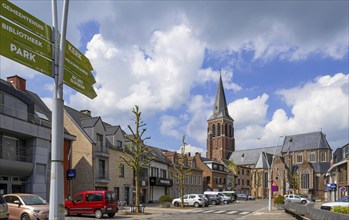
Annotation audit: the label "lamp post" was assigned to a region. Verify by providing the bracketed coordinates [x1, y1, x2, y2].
[267, 135, 284, 211]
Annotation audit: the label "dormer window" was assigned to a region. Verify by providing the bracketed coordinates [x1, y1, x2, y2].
[297, 153, 303, 163]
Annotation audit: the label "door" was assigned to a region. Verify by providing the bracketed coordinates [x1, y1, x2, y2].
[68, 193, 85, 214]
[125, 187, 130, 205]
[0, 184, 7, 195]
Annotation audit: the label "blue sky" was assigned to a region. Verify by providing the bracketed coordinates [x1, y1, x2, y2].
[1, 0, 348, 155]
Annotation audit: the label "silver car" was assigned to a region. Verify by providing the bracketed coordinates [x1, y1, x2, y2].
[172, 194, 206, 208]
[284, 194, 308, 204]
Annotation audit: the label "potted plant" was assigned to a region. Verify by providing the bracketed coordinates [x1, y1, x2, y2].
[158, 194, 172, 208]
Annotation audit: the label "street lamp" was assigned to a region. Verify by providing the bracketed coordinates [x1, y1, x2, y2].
[267, 135, 284, 212]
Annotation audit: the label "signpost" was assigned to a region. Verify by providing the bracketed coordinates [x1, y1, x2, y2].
[0, 0, 98, 219]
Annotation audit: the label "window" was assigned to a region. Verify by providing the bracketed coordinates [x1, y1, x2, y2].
[247, 180, 250, 186]
[242, 169, 244, 175]
[114, 187, 120, 201]
[301, 170, 309, 189]
[160, 169, 167, 178]
[214, 177, 219, 184]
[96, 134, 103, 151]
[0, 92, 28, 121]
[119, 164, 125, 177]
[213, 164, 217, 170]
[297, 153, 303, 163]
[217, 123, 221, 136]
[150, 167, 159, 177]
[242, 179, 244, 186]
[225, 124, 227, 136]
[116, 140, 122, 148]
[212, 124, 216, 137]
[1, 135, 27, 162]
[264, 172, 268, 188]
[219, 165, 224, 171]
[98, 159, 106, 179]
[320, 152, 326, 162]
[238, 179, 240, 185]
[309, 152, 316, 162]
[246, 170, 250, 176]
[229, 125, 232, 137]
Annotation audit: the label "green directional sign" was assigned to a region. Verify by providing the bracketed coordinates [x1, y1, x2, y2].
[0, 35, 52, 77]
[0, 0, 52, 40]
[0, 17, 52, 59]
[64, 56, 96, 84]
[65, 40, 93, 71]
[64, 68, 97, 99]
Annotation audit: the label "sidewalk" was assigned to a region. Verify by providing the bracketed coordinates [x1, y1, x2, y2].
[237, 206, 296, 220]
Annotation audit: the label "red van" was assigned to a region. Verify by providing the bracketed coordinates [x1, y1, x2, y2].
[64, 190, 118, 218]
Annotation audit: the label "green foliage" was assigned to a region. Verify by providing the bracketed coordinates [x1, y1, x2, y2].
[158, 194, 172, 203]
[274, 195, 285, 204]
[332, 206, 349, 214]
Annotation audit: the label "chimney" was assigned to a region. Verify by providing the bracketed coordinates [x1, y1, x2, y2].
[80, 109, 91, 116]
[7, 75, 26, 91]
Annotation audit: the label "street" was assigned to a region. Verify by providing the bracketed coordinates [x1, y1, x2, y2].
[65, 199, 283, 220]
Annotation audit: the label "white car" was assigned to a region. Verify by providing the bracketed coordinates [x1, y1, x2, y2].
[320, 196, 349, 211]
[172, 194, 205, 208]
[284, 194, 309, 204]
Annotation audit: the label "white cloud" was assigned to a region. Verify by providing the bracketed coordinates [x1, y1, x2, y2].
[159, 115, 182, 139]
[177, 144, 205, 157]
[67, 23, 205, 123]
[235, 73, 349, 150]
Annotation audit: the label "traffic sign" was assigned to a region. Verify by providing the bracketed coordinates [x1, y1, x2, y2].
[0, 36, 52, 77]
[0, 17, 53, 59]
[63, 68, 97, 99]
[67, 169, 76, 180]
[0, 0, 52, 40]
[340, 186, 346, 192]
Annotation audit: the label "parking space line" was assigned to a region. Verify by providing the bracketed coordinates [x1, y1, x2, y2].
[227, 210, 238, 214]
[203, 210, 215, 213]
[214, 210, 226, 214]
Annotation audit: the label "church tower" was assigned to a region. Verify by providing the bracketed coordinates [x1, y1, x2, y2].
[206, 75, 235, 160]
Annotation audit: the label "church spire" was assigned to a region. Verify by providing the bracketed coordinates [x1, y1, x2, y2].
[209, 74, 232, 120]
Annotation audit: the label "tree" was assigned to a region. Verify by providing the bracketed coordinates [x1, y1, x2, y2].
[172, 136, 191, 208]
[289, 171, 300, 194]
[120, 105, 153, 213]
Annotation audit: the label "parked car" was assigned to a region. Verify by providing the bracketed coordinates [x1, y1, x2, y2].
[203, 191, 231, 204]
[222, 191, 237, 202]
[236, 194, 248, 201]
[320, 196, 349, 211]
[204, 194, 221, 205]
[284, 194, 308, 204]
[64, 190, 118, 219]
[3, 193, 49, 220]
[0, 194, 9, 220]
[172, 194, 205, 208]
[248, 195, 256, 200]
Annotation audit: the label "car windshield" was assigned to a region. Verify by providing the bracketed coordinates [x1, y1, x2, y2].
[21, 195, 47, 205]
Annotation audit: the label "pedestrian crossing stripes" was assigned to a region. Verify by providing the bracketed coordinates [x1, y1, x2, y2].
[185, 210, 250, 215]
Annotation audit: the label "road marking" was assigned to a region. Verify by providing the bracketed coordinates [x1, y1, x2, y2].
[191, 210, 203, 213]
[239, 211, 250, 215]
[203, 210, 215, 213]
[214, 210, 226, 214]
[227, 210, 238, 214]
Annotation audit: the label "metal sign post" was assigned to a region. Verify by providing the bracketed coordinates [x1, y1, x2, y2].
[49, 0, 69, 219]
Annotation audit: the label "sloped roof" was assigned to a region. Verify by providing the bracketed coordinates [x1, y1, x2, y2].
[282, 131, 332, 152]
[255, 152, 273, 169]
[229, 146, 282, 166]
[148, 145, 171, 164]
[208, 75, 233, 121]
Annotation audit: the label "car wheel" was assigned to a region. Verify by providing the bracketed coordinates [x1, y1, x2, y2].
[64, 208, 70, 216]
[301, 200, 306, 204]
[94, 209, 103, 219]
[174, 201, 179, 207]
[194, 202, 200, 208]
[211, 200, 216, 205]
[108, 212, 116, 217]
[224, 200, 228, 204]
[21, 213, 30, 220]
